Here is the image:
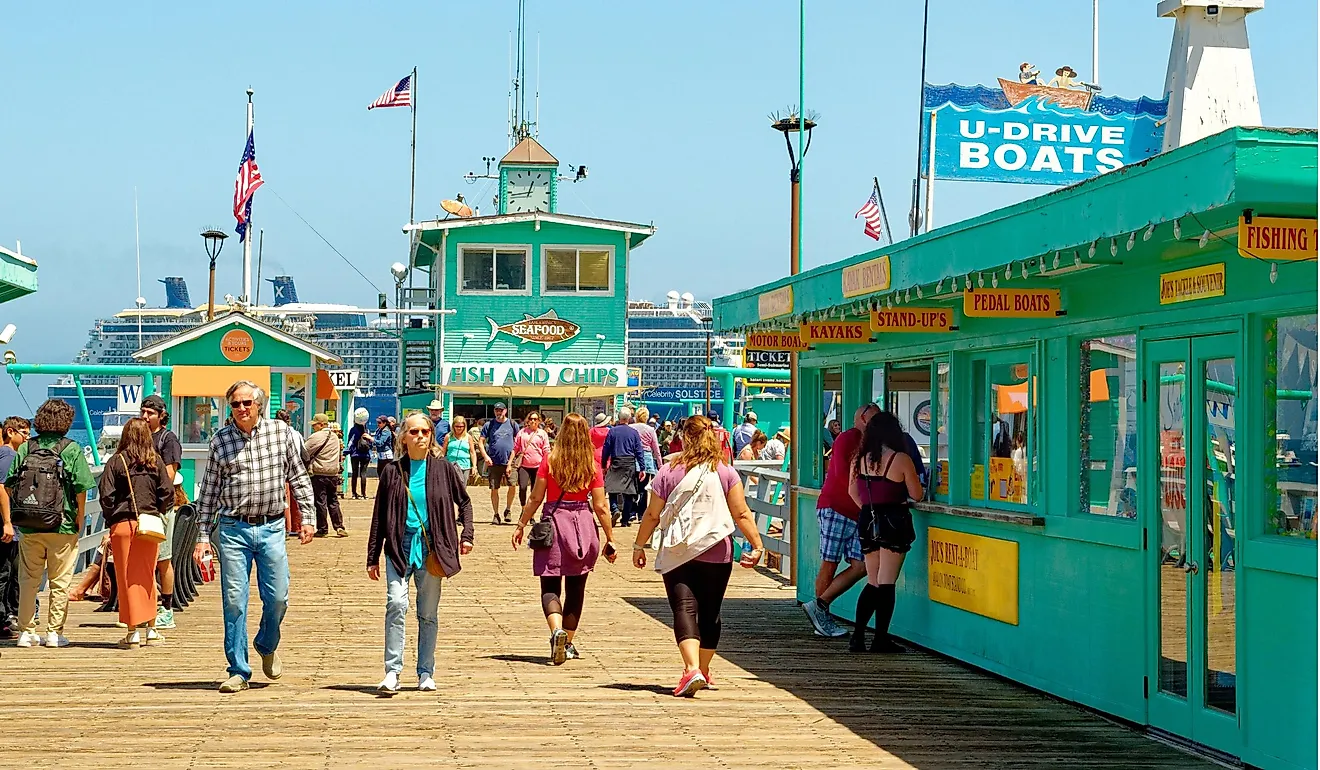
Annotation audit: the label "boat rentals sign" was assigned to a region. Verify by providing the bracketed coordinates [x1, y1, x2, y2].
[920, 67, 1167, 185]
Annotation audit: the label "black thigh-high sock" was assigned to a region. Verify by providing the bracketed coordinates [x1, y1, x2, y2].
[852, 584, 878, 641]
[870, 584, 898, 650]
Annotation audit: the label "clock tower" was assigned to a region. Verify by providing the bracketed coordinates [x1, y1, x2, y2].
[498, 137, 559, 214]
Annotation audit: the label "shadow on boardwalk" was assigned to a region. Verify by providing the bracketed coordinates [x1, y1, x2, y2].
[625, 596, 1215, 770]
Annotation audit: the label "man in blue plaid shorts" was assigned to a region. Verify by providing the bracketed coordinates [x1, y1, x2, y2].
[802, 403, 878, 637]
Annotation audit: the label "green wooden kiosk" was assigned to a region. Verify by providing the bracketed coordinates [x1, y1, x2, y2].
[133, 311, 343, 493]
[713, 127, 1317, 769]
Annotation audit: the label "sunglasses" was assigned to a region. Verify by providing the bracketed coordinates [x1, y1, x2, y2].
[407, 428, 432, 436]
[229, 399, 255, 409]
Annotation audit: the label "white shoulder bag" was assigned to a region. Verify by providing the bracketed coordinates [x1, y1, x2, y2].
[652, 463, 736, 575]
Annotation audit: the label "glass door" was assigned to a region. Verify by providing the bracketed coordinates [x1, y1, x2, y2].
[1144, 334, 1240, 755]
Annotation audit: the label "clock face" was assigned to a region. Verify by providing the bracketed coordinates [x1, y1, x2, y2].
[506, 169, 552, 213]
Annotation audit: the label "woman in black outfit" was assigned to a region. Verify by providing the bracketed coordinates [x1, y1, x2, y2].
[848, 410, 925, 653]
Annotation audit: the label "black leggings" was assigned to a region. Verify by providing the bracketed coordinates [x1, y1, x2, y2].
[540, 574, 588, 632]
[518, 466, 540, 507]
[350, 456, 369, 497]
[662, 560, 733, 649]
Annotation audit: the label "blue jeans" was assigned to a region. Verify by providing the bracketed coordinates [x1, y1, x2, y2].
[385, 558, 442, 678]
[216, 518, 290, 680]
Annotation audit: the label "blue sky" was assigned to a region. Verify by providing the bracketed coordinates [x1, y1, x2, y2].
[0, 1, 1315, 412]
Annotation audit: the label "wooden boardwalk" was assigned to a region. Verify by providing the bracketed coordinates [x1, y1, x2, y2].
[1, 489, 1216, 769]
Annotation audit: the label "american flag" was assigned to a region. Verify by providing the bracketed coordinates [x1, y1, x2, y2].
[233, 131, 263, 242]
[855, 189, 883, 241]
[368, 75, 412, 110]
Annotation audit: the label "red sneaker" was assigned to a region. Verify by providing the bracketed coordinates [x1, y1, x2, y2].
[673, 669, 707, 697]
[700, 669, 715, 688]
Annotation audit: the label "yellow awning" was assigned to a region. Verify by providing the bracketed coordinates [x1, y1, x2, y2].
[171, 365, 271, 397]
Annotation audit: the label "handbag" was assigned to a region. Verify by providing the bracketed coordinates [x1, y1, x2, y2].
[653, 463, 736, 574]
[404, 478, 448, 578]
[123, 456, 167, 544]
[528, 489, 565, 551]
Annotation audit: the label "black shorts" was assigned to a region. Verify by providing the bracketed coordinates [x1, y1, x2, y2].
[488, 464, 510, 489]
[858, 504, 915, 555]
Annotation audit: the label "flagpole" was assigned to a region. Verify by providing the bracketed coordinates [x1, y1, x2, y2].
[243, 87, 254, 304]
[409, 66, 417, 225]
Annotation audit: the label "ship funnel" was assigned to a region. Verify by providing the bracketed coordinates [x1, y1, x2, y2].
[267, 275, 299, 306]
[160, 277, 191, 309]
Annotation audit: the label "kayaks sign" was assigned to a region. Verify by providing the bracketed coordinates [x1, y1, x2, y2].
[920, 77, 1166, 185]
[801, 322, 870, 345]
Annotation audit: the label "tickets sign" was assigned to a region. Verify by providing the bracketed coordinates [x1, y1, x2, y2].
[871, 307, 956, 333]
[745, 330, 809, 352]
[800, 321, 870, 345]
[758, 287, 794, 320]
[1159, 263, 1225, 305]
[841, 256, 892, 298]
[928, 527, 1019, 625]
[1238, 216, 1318, 261]
[962, 289, 1060, 318]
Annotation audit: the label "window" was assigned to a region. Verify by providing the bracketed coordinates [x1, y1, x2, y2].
[180, 396, 223, 445]
[885, 363, 933, 487]
[459, 246, 528, 294]
[934, 362, 950, 499]
[543, 247, 613, 294]
[1267, 314, 1317, 538]
[1079, 335, 1138, 518]
[969, 350, 1036, 506]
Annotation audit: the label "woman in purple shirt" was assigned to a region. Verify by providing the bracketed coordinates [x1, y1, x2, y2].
[631, 415, 766, 697]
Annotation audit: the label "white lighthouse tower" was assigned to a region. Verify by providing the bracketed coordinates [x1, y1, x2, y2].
[1159, 0, 1264, 151]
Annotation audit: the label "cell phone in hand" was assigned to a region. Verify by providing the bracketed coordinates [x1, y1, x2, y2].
[603, 542, 617, 558]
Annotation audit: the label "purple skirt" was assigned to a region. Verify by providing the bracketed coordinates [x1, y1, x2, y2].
[532, 500, 600, 577]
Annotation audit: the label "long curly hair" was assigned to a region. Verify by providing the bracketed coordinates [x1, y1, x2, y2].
[676, 414, 723, 469]
[114, 417, 159, 473]
[547, 413, 596, 493]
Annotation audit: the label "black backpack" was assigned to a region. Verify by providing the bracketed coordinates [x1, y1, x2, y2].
[356, 431, 374, 455]
[7, 438, 74, 532]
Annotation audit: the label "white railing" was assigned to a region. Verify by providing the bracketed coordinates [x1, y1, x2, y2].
[732, 460, 791, 578]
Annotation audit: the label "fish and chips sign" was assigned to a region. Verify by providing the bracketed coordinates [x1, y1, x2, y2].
[1238, 216, 1318, 261]
[920, 75, 1167, 185]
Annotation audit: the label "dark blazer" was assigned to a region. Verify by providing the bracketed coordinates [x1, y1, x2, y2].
[97, 455, 173, 527]
[367, 454, 474, 576]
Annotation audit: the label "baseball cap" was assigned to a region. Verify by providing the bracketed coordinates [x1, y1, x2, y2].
[141, 394, 167, 413]
[494, 402, 507, 409]
[312, 413, 330, 424]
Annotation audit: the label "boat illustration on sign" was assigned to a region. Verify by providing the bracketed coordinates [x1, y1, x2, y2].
[486, 310, 581, 349]
[996, 77, 1093, 110]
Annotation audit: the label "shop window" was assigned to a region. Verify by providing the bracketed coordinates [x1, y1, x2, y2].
[179, 396, 223, 445]
[459, 246, 528, 294]
[1079, 335, 1138, 518]
[968, 350, 1036, 506]
[885, 363, 933, 487]
[1266, 314, 1317, 539]
[543, 247, 612, 294]
[934, 362, 951, 499]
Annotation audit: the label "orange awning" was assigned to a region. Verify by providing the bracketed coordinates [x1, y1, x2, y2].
[316, 369, 339, 400]
[171, 365, 271, 397]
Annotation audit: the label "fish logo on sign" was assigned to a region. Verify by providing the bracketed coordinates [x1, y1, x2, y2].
[486, 310, 582, 350]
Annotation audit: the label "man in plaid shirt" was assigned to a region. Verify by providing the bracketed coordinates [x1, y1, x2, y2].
[193, 380, 315, 693]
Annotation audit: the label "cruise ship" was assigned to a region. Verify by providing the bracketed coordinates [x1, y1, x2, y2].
[51, 276, 401, 437]
[626, 291, 744, 400]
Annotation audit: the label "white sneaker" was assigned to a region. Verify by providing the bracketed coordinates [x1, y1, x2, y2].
[15, 631, 42, 647]
[145, 628, 164, 645]
[44, 632, 69, 648]
[418, 675, 436, 692]
[377, 672, 399, 694]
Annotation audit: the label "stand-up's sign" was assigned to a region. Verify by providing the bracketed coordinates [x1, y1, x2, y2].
[871, 308, 955, 333]
[921, 76, 1166, 185]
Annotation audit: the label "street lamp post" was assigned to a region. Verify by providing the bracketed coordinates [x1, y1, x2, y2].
[201, 229, 229, 321]
[391, 262, 410, 405]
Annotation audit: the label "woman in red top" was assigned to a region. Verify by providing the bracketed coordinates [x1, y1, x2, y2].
[589, 413, 610, 469]
[513, 413, 618, 665]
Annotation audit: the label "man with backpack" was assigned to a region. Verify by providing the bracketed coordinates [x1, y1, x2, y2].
[1, 399, 96, 648]
[0, 415, 30, 637]
[304, 414, 347, 537]
[140, 394, 182, 630]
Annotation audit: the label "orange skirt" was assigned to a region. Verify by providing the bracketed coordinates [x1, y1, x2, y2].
[110, 520, 159, 628]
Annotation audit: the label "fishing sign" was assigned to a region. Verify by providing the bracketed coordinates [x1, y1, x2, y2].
[920, 69, 1167, 186]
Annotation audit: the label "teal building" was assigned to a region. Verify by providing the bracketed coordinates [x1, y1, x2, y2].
[404, 137, 655, 424]
[713, 128, 1317, 770]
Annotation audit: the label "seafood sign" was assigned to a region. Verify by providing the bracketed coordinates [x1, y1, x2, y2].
[486, 310, 581, 349]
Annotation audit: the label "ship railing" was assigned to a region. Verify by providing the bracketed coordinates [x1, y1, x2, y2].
[731, 460, 791, 578]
